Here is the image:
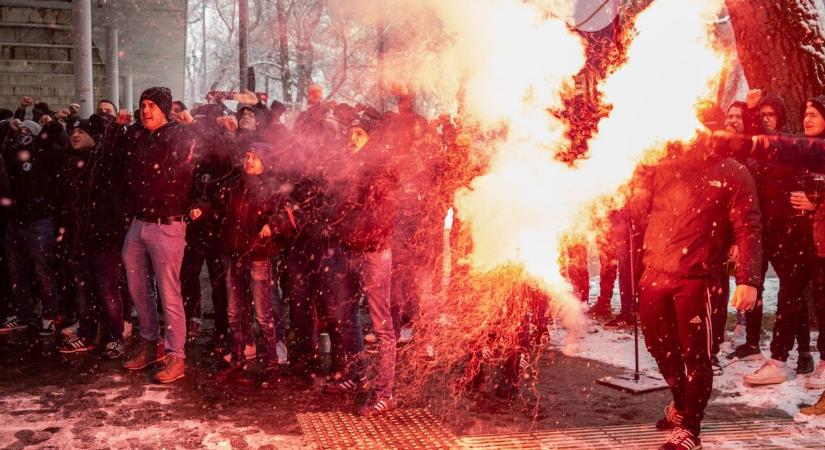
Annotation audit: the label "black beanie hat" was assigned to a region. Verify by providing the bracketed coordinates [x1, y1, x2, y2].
[139, 87, 173, 119]
[235, 104, 259, 122]
[69, 113, 109, 138]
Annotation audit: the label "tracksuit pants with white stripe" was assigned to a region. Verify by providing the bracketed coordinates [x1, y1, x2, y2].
[639, 269, 713, 437]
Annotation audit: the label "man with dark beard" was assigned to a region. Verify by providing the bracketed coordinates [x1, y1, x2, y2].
[632, 135, 762, 450]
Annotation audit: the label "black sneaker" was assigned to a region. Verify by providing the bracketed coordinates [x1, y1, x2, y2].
[726, 344, 763, 361]
[604, 315, 633, 330]
[58, 336, 95, 354]
[798, 352, 815, 375]
[0, 316, 27, 335]
[655, 402, 684, 430]
[358, 395, 397, 417]
[658, 427, 702, 450]
[711, 355, 723, 376]
[323, 377, 365, 395]
[589, 302, 613, 319]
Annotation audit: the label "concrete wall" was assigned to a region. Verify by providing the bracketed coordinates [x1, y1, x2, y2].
[92, 0, 186, 108]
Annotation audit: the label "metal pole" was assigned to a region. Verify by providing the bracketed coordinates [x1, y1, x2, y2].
[238, 0, 249, 91]
[628, 212, 640, 381]
[72, 0, 94, 117]
[105, 27, 120, 107]
[124, 75, 134, 112]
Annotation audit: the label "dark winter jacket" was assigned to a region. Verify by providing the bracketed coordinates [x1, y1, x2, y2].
[1, 121, 67, 222]
[631, 141, 763, 287]
[752, 134, 825, 256]
[214, 169, 294, 260]
[115, 121, 197, 218]
[186, 119, 234, 243]
[56, 136, 129, 254]
[744, 155, 809, 230]
[333, 140, 399, 252]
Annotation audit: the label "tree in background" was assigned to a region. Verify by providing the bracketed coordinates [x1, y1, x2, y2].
[726, 0, 825, 132]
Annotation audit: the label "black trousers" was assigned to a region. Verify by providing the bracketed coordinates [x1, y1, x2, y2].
[763, 223, 815, 361]
[180, 236, 228, 337]
[639, 269, 713, 436]
[809, 257, 825, 360]
[709, 271, 729, 356]
[287, 240, 326, 366]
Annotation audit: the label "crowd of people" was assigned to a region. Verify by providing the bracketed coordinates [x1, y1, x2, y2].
[0, 85, 465, 418]
[6, 82, 825, 449]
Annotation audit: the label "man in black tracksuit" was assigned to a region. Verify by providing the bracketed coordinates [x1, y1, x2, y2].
[632, 138, 762, 449]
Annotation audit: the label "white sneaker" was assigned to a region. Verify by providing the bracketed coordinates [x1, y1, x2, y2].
[223, 343, 257, 363]
[276, 341, 288, 365]
[39, 319, 56, 336]
[60, 322, 79, 337]
[732, 323, 746, 345]
[122, 321, 133, 340]
[806, 361, 825, 389]
[398, 326, 413, 344]
[744, 359, 792, 386]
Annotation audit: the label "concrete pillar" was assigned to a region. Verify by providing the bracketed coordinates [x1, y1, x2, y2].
[105, 27, 120, 107]
[124, 75, 134, 112]
[72, 0, 94, 117]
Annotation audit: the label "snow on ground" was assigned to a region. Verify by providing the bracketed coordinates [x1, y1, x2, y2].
[589, 275, 779, 313]
[0, 384, 306, 449]
[551, 320, 825, 427]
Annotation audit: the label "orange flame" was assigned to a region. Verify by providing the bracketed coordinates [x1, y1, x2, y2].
[451, 0, 726, 349]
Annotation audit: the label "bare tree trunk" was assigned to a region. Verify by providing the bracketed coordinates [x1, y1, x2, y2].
[276, 0, 292, 104]
[726, 0, 825, 132]
[376, 0, 386, 111]
[294, 1, 323, 107]
[239, 0, 249, 91]
[201, 0, 207, 94]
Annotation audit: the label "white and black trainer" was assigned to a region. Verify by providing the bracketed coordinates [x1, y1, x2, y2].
[0, 316, 27, 335]
[659, 427, 702, 450]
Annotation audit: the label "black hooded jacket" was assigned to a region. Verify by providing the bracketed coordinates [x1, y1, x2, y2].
[750, 127, 825, 256]
[331, 138, 400, 252]
[631, 141, 763, 287]
[57, 130, 129, 254]
[203, 143, 296, 259]
[1, 121, 67, 222]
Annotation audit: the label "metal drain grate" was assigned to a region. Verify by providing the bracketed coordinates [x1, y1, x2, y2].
[297, 408, 459, 450]
[458, 418, 821, 449]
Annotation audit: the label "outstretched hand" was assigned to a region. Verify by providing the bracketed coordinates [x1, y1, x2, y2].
[234, 90, 259, 106]
[117, 108, 133, 125]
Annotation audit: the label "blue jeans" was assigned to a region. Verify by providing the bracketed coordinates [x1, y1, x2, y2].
[70, 247, 124, 343]
[5, 218, 59, 322]
[346, 248, 395, 398]
[122, 219, 187, 359]
[225, 257, 280, 367]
